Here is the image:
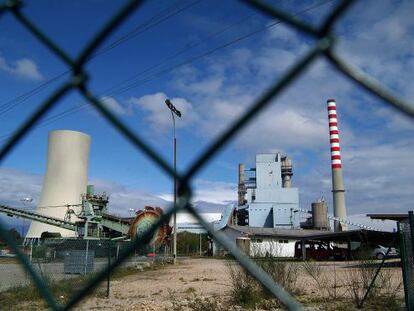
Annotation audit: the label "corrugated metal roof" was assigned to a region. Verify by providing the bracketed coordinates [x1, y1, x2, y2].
[224, 225, 396, 243]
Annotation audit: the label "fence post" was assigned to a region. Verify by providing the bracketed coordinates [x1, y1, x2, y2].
[409, 212, 414, 258]
[84, 239, 89, 275]
[408, 212, 414, 310]
[107, 240, 111, 298]
[199, 233, 202, 256]
[398, 223, 410, 310]
[29, 242, 33, 264]
[358, 242, 394, 308]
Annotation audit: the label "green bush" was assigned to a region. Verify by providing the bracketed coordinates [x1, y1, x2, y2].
[177, 232, 208, 256]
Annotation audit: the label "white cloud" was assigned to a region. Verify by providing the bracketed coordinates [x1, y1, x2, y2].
[334, 0, 414, 99]
[296, 139, 414, 217]
[128, 92, 199, 133]
[89, 178, 168, 216]
[159, 179, 237, 206]
[0, 168, 42, 208]
[193, 179, 237, 205]
[181, 77, 223, 95]
[0, 167, 229, 221]
[100, 96, 130, 115]
[0, 54, 43, 81]
[237, 108, 327, 151]
[3, 0, 414, 231]
[0, 155, 410, 232]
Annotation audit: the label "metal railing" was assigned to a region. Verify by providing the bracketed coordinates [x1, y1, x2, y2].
[0, 0, 413, 310]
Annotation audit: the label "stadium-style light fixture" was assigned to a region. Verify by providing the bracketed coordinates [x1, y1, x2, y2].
[164, 98, 182, 264]
[165, 99, 182, 118]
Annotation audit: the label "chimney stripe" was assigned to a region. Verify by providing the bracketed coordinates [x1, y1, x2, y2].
[327, 99, 343, 170]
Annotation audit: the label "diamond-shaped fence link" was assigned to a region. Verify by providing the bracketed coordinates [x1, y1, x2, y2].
[0, 0, 413, 310]
[399, 215, 414, 310]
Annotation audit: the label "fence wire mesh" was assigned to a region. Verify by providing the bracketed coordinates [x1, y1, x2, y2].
[399, 215, 414, 310]
[0, 0, 413, 310]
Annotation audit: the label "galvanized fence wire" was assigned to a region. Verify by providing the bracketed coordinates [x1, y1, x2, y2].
[0, 0, 413, 309]
[399, 213, 414, 310]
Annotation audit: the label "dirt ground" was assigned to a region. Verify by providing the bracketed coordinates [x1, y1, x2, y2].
[78, 258, 232, 310]
[75, 258, 405, 311]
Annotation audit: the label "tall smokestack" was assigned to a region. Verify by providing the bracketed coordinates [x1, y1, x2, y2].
[327, 99, 347, 231]
[281, 156, 293, 188]
[26, 130, 90, 239]
[238, 164, 246, 206]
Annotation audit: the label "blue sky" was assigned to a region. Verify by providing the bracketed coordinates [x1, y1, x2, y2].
[0, 0, 413, 231]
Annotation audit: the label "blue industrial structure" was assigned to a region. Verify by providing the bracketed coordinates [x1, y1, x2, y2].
[236, 153, 300, 229]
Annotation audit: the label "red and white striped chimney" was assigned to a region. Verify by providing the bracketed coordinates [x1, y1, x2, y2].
[327, 99, 347, 231]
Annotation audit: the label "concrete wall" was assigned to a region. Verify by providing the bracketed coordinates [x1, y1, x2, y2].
[250, 238, 296, 257]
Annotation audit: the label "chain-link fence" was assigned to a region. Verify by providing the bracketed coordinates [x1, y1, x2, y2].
[0, 239, 169, 302]
[1, 240, 107, 291]
[398, 213, 414, 310]
[0, 0, 413, 310]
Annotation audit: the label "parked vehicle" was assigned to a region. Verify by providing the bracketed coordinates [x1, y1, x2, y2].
[353, 244, 398, 260]
[294, 241, 348, 260]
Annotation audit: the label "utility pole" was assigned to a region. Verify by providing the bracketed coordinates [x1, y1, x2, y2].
[165, 99, 182, 264]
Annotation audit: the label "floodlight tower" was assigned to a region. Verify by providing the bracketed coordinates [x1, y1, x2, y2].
[165, 99, 182, 264]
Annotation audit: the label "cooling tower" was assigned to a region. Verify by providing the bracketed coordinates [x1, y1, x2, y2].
[26, 130, 90, 239]
[327, 99, 347, 232]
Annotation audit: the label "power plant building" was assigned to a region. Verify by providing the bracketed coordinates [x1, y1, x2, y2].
[237, 153, 300, 229]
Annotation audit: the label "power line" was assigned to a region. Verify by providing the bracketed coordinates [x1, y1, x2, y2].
[110, 0, 332, 95]
[104, 10, 259, 95]
[0, 71, 68, 115]
[0, 0, 201, 117]
[0, 0, 332, 143]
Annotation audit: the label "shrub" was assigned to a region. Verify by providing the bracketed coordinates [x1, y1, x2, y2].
[302, 260, 341, 299]
[226, 257, 299, 308]
[344, 252, 402, 308]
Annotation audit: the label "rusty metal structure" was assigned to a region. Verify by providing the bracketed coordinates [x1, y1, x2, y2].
[128, 206, 172, 248]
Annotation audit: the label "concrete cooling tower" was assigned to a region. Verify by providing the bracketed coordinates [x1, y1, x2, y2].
[26, 130, 90, 239]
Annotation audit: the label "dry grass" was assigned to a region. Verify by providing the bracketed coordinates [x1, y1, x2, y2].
[226, 258, 300, 309]
[1, 258, 405, 310]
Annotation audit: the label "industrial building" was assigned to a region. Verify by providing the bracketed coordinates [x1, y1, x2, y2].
[236, 153, 300, 229]
[213, 152, 304, 257]
[212, 99, 395, 258]
[0, 99, 397, 260]
[0, 130, 171, 251]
